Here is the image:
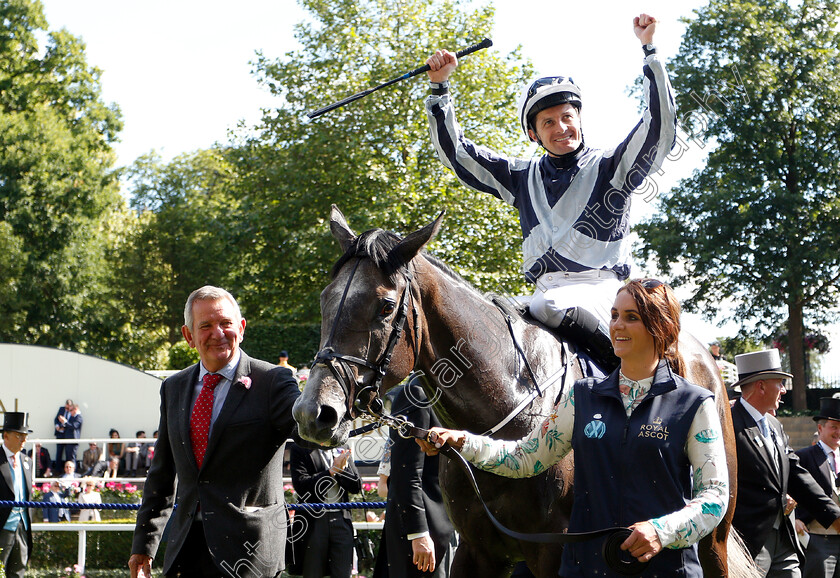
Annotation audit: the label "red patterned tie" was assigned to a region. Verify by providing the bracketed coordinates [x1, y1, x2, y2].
[191, 373, 222, 468]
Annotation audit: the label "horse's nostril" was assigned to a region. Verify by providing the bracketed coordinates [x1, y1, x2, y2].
[316, 404, 339, 429]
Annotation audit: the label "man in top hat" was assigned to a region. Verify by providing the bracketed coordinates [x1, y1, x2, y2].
[731, 349, 840, 576]
[1, 412, 34, 578]
[795, 397, 840, 577]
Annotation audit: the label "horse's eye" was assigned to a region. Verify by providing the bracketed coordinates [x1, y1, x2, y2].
[380, 302, 396, 317]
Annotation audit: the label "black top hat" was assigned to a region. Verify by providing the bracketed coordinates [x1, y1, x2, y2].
[814, 397, 840, 422]
[1, 412, 33, 434]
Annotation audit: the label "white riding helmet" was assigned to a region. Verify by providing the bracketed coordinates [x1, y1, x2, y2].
[518, 76, 583, 141]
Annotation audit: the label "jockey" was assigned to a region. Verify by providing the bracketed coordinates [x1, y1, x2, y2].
[424, 14, 676, 370]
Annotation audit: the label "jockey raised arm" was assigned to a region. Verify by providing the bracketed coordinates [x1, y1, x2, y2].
[424, 13, 676, 370]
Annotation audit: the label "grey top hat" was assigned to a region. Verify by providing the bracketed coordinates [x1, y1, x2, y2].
[814, 397, 840, 422]
[732, 348, 793, 390]
[1, 412, 33, 434]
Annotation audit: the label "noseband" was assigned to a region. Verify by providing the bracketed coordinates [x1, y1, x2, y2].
[312, 257, 419, 419]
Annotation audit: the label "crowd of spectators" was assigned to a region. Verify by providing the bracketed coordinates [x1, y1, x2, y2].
[27, 405, 159, 524]
[28, 399, 159, 482]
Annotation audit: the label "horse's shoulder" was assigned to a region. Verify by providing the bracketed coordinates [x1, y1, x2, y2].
[673, 373, 713, 395]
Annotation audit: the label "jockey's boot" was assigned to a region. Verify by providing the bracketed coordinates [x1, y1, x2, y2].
[555, 307, 620, 373]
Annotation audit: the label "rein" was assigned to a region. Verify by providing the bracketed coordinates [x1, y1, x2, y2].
[405, 425, 648, 576]
[315, 257, 646, 574]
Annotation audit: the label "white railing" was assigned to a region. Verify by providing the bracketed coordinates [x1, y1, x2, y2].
[32, 521, 385, 573]
[24, 436, 387, 572]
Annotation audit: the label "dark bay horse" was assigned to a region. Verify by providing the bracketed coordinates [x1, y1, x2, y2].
[293, 205, 744, 577]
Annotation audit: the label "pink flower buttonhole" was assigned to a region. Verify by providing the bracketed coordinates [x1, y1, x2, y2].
[240, 376, 252, 390]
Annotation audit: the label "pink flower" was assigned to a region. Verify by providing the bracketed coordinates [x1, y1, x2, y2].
[240, 376, 252, 390]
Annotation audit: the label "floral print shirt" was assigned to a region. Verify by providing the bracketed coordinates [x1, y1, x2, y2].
[460, 373, 729, 550]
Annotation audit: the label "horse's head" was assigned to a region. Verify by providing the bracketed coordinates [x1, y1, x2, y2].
[293, 205, 443, 446]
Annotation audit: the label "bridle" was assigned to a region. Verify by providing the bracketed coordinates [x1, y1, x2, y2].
[312, 257, 420, 419]
[310, 257, 645, 575]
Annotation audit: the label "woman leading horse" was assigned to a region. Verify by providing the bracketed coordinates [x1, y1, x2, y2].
[419, 280, 729, 576]
[293, 207, 748, 577]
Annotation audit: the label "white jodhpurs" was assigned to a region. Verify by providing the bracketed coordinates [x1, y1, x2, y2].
[528, 270, 622, 329]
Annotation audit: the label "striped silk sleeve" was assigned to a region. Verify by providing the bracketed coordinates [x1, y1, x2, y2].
[425, 93, 534, 206]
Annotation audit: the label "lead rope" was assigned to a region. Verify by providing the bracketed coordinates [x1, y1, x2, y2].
[385, 424, 650, 576]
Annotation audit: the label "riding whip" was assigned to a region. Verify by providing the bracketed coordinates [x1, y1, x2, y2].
[306, 38, 493, 119]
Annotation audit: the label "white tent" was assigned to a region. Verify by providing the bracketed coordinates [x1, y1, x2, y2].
[0, 344, 164, 452]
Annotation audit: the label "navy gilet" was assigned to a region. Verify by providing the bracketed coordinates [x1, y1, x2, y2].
[560, 362, 712, 577]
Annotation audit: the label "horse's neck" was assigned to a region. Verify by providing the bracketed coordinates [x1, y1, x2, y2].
[414, 261, 562, 433]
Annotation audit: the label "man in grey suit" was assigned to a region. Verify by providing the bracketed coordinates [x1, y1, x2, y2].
[731, 349, 840, 577]
[129, 285, 301, 577]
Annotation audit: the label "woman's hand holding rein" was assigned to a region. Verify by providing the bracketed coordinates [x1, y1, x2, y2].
[416, 427, 467, 455]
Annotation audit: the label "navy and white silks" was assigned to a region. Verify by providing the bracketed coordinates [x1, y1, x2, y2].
[425, 50, 677, 325]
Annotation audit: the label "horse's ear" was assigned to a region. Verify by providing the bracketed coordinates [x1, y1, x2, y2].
[330, 204, 356, 252]
[391, 210, 445, 265]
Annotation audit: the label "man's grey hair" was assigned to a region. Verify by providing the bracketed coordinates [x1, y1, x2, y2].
[184, 286, 242, 331]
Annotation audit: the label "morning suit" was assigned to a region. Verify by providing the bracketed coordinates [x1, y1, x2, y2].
[289, 443, 362, 577]
[131, 351, 300, 577]
[0, 448, 33, 577]
[383, 380, 456, 578]
[795, 442, 840, 577]
[27, 445, 52, 477]
[732, 400, 840, 566]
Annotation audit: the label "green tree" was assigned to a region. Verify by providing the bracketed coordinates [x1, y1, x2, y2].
[169, 339, 200, 370]
[0, 0, 123, 347]
[636, 0, 840, 409]
[81, 205, 171, 369]
[235, 0, 534, 324]
[123, 149, 249, 343]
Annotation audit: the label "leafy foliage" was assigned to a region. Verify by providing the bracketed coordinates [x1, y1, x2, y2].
[3, 0, 537, 373]
[0, 0, 123, 349]
[233, 0, 535, 324]
[635, 0, 840, 405]
[168, 340, 200, 370]
[122, 150, 245, 342]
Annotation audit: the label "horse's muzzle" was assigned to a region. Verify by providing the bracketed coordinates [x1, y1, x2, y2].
[292, 395, 347, 446]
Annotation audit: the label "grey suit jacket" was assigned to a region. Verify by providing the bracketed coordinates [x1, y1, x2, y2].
[732, 401, 840, 561]
[0, 450, 32, 552]
[131, 352, 300, 576]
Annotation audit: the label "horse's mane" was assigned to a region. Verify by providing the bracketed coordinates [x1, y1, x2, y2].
[331, 228, 404, 281]
[331, 227, 487, 302]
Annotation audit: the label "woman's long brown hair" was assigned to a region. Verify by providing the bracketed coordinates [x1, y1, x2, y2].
[617, 280, 685, 376]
